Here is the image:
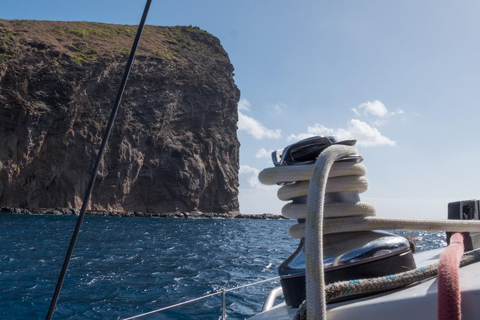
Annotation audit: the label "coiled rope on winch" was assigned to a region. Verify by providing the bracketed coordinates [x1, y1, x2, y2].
[258, 144, 480, 320]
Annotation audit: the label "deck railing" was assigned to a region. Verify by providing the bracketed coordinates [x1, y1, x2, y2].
[122, 276, 281, 320]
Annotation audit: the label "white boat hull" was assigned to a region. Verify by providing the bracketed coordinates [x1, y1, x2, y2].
[252, 248, 480, 319]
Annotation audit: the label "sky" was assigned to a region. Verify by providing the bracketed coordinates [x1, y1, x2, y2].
[2, 0, 480, 219]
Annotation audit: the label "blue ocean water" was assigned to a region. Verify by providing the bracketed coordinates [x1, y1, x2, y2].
[0, 214, 446, 319]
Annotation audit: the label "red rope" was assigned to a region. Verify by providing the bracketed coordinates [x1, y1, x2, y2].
[438, 233, 465, 320]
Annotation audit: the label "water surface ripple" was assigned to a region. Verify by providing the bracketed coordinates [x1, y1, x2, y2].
[0, 214, 445, 319]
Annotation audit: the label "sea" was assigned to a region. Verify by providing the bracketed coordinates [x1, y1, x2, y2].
[0, 213, 447, 320]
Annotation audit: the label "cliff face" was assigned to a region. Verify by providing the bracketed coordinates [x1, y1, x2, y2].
[0, 20, 240, 215]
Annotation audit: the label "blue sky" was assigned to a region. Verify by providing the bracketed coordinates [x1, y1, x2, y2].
[2, 1, 480, 218]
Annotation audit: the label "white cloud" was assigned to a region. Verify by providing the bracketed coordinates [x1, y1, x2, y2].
[287, 124, 334, 142]
[269, 103, 285, 114]
[353, 100, 388, 118]
[239, 165, 267, 189]
[352, 100, 404, 126]
[255, 148, 274, 159]
[342, 119, 395, 146]
[238, 98, 251, 111]
[409, 111, 421, 117]
[287, 119, 395, 147]
[239, 164, 259, 175]
[237, 98, 282, 139]
[238, 111, 282, 139]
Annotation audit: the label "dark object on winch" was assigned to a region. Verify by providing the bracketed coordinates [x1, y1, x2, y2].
[279, 231, 416, 307]
[271, 136, 357, 167]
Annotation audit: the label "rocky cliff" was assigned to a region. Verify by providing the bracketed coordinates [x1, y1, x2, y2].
[0, 19, 240, 215]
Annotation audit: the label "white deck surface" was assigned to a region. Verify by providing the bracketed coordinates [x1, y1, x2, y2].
[251, 248, 480, 319]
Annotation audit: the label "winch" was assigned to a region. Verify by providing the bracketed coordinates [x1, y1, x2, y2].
[260, 136, 416, 307]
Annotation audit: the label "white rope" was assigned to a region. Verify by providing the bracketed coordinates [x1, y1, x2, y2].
[288, 217, 480, 238]
[304, 145, 355, 319]
[258, 144, 480, 320]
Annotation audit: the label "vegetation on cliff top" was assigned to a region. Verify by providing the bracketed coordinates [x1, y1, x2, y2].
[0, 19, 226, 66]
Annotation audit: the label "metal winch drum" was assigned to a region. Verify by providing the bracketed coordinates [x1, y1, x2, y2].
[271, 136, 417, 307]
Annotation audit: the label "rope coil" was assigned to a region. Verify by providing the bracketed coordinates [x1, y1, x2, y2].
[259, 144, 480, 319]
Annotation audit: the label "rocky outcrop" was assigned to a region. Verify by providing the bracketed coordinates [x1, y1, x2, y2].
[0, 207, 286, 219]
[0, 20, 240, 215]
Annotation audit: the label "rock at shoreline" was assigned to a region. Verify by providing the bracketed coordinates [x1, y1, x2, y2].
[0, 20, 240, 215]
[0, 207, 286, 220]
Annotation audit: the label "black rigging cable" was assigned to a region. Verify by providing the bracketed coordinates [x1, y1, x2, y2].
[46, 0, 152, 318]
